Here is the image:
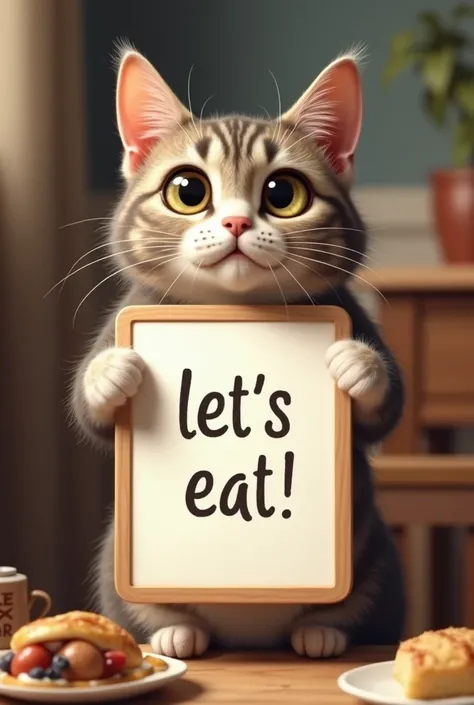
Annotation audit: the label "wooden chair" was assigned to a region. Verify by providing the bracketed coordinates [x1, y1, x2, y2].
[373, 454, 474, 637]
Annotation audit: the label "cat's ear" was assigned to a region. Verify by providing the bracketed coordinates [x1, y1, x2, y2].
[281, 54, 362, 186]
[116, 48, 191, 179]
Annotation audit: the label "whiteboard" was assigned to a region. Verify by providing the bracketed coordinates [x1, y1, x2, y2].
[115, 305, 352, 604]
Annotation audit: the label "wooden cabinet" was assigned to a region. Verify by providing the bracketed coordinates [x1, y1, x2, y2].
[360, 266, 474, 453]
[357, 266, 474, 636]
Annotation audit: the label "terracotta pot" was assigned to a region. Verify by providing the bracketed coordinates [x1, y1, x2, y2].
[430, 168, 474, 262]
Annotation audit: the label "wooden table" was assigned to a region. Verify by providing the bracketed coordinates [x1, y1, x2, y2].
[137, 647, 393, 704]
[0, 647, 394, 704]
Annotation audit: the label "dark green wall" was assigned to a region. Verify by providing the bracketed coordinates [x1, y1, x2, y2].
[83, 0, 464, 190]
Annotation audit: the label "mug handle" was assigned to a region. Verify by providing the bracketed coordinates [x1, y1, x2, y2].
[28, 590, 52, 619]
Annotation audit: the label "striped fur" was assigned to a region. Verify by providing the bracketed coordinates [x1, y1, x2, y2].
[71, 51, 405, 657]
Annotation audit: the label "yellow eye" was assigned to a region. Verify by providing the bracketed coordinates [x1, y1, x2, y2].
[163, 169, 211, 215]
[263, 172, 310, 218]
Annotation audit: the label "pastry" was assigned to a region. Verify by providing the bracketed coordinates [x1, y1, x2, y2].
[0, 610, 167, 688]
[394, 627, 474, 699]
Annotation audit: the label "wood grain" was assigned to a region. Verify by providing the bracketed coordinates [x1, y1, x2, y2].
[355, 265, 474, 292]
[378, 297, 421, 453]
[114, 305, 352, 604]
[141, 646, 395, 704]
[423, 299, 474, 396]
[0, 647, 395, 705]
[373, 454, 474, 486]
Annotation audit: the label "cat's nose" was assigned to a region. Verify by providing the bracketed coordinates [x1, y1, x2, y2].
[221, 216, 253, 237]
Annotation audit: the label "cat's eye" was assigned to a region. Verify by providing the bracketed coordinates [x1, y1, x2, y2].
[262, 172, 310, 218]
[163, 169, 211, 215]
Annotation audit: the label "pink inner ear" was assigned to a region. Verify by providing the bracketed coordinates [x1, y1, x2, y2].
[116, 54, 165, 174]
[316, 59, 362, 175]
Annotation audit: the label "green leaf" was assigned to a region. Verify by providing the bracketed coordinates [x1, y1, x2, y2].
[420, 47, 455, 94]
[452, 3, 474, 18]
[423, 89, 449, 126]
[454, 79, 474, 116]
[382, 30, 417, 86]
[392, 29, 417, 55]
[452, 118, 474, 167]
[418, 10, 443, 33]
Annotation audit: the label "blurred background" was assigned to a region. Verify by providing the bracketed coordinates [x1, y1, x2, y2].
[1, 0, 473, 641]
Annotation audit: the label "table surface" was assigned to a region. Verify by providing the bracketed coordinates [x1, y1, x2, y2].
[138, 646, 394, 704]
[0, 646, 394, 704]
[135, 646, 393, 704]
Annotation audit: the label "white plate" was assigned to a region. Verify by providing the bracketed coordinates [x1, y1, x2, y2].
[0, 652, 187, 703]
[338, 660, 474, 705]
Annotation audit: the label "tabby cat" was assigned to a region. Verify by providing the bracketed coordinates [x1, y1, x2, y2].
[72, 45, 405, 659]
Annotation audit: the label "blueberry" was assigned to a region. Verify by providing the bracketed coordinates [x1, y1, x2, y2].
[28, 667, 45, 679]
[52, 655, 69, 672]
[0, 652, 13, 674]
[44, 667, 61, 680]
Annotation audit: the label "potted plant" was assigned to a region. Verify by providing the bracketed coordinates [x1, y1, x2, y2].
[383, 3, 474, 262]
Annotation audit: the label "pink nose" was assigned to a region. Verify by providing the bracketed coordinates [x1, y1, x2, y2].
[221, 216, 253, 237]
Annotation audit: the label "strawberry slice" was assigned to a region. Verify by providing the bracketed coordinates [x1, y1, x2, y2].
[102, 650, 126, 678]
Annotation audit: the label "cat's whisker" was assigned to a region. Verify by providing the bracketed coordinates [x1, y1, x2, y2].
[189, 258, 204, 300]
[186, 64, 201, 141]
[176, 119, 198, 148]
[114, 225, 180, 238]
[267, 260, 289, 322]
[59, 216, 116, 230]
[158, 261, 190, 305]
[50, 236, 168, 299]
[258, 104, 272, 121]
[72, 253, 182, 327]
[45, 245, 178, 299]
[285, 127, 334, 153]
[284, 225, 367, 236]
[285, 240, 375, 263]
[275, 247, 389, 305]
[268, 69, 282, 143]
[288, 245, 377, 275]
[112, 233, 179, 243]
[199, 94, 215, 126]
[274, 258, 315, 307]
[142, 116, 193, 149]
[279, 251, 342, 301]
[279, 116, 305, 151]
[112, 222, 181, 238]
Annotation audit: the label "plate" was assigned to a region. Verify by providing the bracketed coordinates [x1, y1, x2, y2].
[338, 661, 474, 705]
[0, 652, 187, 703]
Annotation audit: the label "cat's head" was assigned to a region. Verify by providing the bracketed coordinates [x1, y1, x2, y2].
[110, 45, 366, 304]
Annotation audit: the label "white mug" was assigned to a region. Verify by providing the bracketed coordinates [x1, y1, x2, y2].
[0, 566, 52, 650]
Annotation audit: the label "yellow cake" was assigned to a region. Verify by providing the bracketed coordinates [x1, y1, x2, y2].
[394, 627, 474, 699]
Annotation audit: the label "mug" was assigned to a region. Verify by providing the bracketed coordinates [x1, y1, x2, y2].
[0, 566, 52, 650]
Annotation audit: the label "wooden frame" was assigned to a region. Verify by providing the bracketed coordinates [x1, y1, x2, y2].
[114, 305, 352, 604]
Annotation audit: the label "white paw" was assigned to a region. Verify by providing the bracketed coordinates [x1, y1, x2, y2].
[83, 347, 145, 423]
[326, 339, 388, 410]
[291, 626, 347, 658]
[151, 625, 209, 659]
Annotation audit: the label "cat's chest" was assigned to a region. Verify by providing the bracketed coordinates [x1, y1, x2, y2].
[192, 604, 303, 648]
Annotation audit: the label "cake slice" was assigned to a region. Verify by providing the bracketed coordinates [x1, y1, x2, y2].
[394, 627, 474, 699]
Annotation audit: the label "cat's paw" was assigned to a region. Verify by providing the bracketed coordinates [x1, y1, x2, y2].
[291, 626, 347, 658]
[326, 339, 388, 412]
[83, 347, 145, 424]
[151, 625, 210, 659]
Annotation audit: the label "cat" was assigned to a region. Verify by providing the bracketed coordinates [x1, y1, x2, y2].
[71, 44, 406, 660]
